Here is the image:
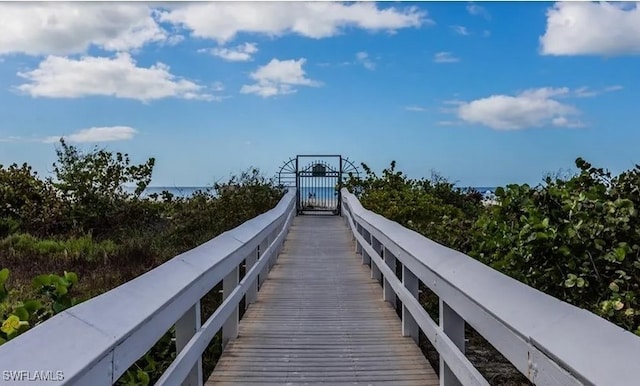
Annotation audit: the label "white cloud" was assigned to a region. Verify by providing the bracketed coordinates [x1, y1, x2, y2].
[206, 42, 258, 62]
[439, 99, 465, 114]
[434, 52, 460, 63]
[212, 81, 225, 92]
[166, 35, 185, 46]
[574, 85, 623, 97]
[466, 4, 491, 20]
[540, 2, 640, 56]
[2, 126, 138, 144]
[44, 126, 138, 143]
[0, 3, 168, 56]
[451, 25, 470, 36]
[160, 2, 428, 43]
[604, 85, 624, 92]
[518, 87, 570, 99]
[16, 53, 215, 102]
[240, 58, 321, 98]
[551, 117, 585, 128]
[456, 87, 582, 130]
[356, 52, 376, 70]
[0, 136, 23, 143]
[574, 86, 598, 98]
[404, 106, 427, 112]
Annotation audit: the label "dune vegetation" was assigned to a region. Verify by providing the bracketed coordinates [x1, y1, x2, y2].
[0, 139, 284, 384]
[343, 159, 640, 384]
[2, 141, 639, 384]
[343, 159, 640, 336]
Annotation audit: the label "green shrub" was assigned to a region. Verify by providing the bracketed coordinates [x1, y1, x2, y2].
[344, 158, 640, 335]
[343, 161, 485, 251]
[1, 268, 81, 345]
[0, 163, 67, 237]
[470, 158, 640, 334]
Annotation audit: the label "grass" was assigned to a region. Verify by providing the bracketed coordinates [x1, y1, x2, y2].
[0, 233, 118, 262]
[0, 233, 160, 302]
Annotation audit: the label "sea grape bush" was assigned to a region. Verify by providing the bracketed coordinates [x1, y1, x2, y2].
[343, 160, 485, 252]
[0, 139, 161, 241]
[1, 140, 284, 385]
[345, 158, 640, 335]
[0, 268, 81, 345]
[471, 158, 640, 334]
[51, 138, 159, 240]
[0, 268, 169, 385]
[0, 163, 67, 237]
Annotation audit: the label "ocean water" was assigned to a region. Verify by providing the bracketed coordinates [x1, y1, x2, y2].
[127, 186, 497, 199]
[124, 186, 214, 198]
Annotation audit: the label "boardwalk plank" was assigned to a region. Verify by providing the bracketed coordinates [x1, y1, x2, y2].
[207, 215, 438, 385]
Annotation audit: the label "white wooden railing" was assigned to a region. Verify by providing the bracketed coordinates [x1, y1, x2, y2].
[4, 186, 640, 386]
[0, 190, 296, 386]
[341, 188, 640, 386]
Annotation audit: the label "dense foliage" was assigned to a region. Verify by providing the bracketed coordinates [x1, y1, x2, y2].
[1, 268, 81, 345]
[345, 159, 640, 336]
[343, 160, 485, 252]
[471, 158, 640, 334]
[0, 140, 284, 384]
[3, 142, 639, 383]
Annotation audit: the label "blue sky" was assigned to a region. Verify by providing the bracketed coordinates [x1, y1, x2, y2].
[0, 1, 639, 188]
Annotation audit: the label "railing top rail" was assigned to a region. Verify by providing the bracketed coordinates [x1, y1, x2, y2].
[341, 188, 640, 386]
[0, 190, 296, 384]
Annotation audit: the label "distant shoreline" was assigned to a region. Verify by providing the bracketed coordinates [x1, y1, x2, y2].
[124, 186, 498, 200]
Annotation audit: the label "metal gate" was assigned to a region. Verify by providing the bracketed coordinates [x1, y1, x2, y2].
[278, 155, 359, 215]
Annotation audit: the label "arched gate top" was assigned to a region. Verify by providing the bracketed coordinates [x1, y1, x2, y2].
[277, 155, 360, 215]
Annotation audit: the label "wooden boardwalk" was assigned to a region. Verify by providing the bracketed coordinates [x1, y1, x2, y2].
[208, 215, 438, 385]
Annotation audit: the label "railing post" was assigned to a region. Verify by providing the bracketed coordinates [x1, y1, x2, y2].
[258, 237, 269, 289]
[370, 237, 382, 283]
[355, 223, 363, 255]
[440, 300, 465, 386]
[269, 228, 280, 270]
[222, 266, 239, 348]
[362, 229, 371, 266]
[175, 301, 203, 386]
[246, 247, 258, 307]
[383, 247, 396, 304]
[402, 266, 419, 344]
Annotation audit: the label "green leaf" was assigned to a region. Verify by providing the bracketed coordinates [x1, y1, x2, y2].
[564, 274, 577, 288]
[0, 268, 9, 285]
[542, 218, 549, 228]
[23, 300, 42, 314]
[32, 274, 52, 288]
[55, 283, 68, 296]
[64, 271, 78, 285]
[1, 315, 20, 334]
[137, 370, 150, 386]
[13, 307, 29, 321]
[54, 275, 69, 287]
[609, 282, 620, 292]
[52, 302, 66, 314]
[558, 246, 571, 256]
